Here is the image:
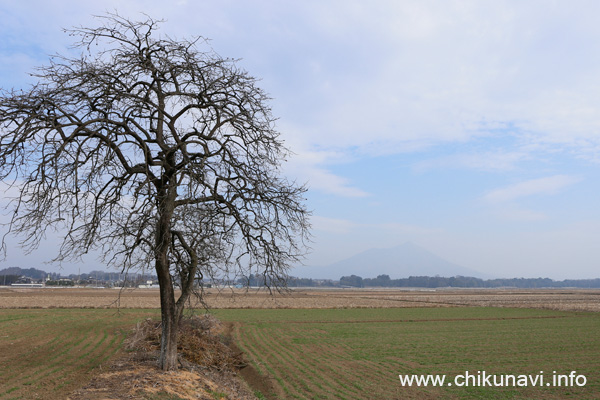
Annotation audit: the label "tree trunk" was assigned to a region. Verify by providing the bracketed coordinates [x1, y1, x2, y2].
[155, 178, 179, 370]
[157, 269, 178, 370]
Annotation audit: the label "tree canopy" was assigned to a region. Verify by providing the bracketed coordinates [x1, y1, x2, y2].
[0, 14, 310, 369]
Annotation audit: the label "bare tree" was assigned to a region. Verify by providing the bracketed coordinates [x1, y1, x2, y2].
[0, 14, 309, 370]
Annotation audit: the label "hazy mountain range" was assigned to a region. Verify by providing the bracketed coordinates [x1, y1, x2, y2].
[297, 242, 487, 279]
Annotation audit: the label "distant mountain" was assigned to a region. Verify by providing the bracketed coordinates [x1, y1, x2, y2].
[298, 242, 486, 279]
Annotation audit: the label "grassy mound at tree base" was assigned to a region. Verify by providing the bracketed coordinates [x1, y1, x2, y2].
[70, 314, 258, 400]
[127, 315, 246, 372]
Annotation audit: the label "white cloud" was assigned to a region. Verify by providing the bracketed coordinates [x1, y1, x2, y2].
[311, 216, 357, 234]
[4, 1, 600, 195]
[483, 175, 582, 203]
[282, 132, 370, 198]
[4, 1, 600, 160]
[311, 215, 442, 237]
[304, 168, 370, 198]
[415, 150, 528, 172]
[267, 0, 600, 163]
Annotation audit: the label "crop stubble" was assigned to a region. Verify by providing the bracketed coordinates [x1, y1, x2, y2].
[2, 287, 600, 311]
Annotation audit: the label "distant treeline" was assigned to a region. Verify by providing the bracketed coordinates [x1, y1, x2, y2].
[0, 267, 48, 280]
[270, 273, 600, 290]
[257, 274, 600, 288]
[4, 267, 600, 289]
[0, 267, 157, 286]
[338, 274, 600, 289]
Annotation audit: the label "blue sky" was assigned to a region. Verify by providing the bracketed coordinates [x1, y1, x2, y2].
[1, 1, 600, 279]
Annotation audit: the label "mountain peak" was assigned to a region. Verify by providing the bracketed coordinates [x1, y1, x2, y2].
[299, 243, 485, 279]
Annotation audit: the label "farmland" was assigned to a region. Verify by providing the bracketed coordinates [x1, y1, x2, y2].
[0, 308, 156, 400]
[217, 307, 600, 399]
[2, 287, 600, 311]
[1, 287, 599, 399]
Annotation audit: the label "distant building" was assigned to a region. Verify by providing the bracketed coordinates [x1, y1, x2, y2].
[138, 280, 159, 289]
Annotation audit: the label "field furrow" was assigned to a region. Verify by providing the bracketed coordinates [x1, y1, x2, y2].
[2, 288, 600, 399]
[251, 323, 357, 399]
[217, 307, 600, 399]
[0, 309, 152, 400]
[243, 324, 310, 398]
[262, 325, 380, 398]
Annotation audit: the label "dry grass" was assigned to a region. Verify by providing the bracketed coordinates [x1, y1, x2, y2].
[70, 314, 256, 400]
[126, 315, 244, 371]
[2, 286, 600, 312]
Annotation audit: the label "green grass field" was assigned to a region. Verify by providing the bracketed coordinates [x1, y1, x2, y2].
[2, 306, 599, 399]
[216, 307, 600, 399]
[0, 308, 156, 400]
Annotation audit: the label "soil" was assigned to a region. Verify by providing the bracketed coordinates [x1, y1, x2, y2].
[2, 287, 600, 311]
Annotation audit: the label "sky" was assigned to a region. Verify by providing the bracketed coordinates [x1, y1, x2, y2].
[1, 0, 600, 279]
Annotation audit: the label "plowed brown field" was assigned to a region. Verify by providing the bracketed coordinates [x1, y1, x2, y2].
[1, 286, 600, 311]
